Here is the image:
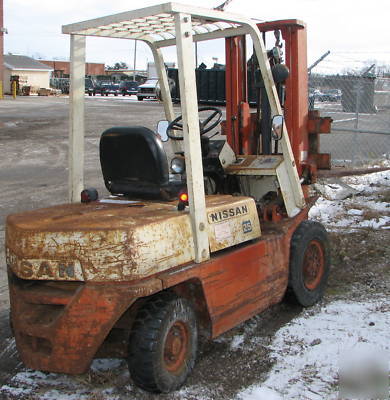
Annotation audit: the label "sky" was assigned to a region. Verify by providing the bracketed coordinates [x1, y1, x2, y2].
[3, 0, 390, 74]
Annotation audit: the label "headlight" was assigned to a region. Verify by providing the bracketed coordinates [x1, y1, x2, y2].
[170, 157, 185, 174]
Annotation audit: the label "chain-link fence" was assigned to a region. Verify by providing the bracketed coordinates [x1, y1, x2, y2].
[309, 73, 390, 167]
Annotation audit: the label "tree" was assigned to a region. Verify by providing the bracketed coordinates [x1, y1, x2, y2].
[106, 61, 128, 70]
[375, 64, 390, 78]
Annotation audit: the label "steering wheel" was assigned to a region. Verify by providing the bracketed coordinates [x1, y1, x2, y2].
[167, 106, 222, 140]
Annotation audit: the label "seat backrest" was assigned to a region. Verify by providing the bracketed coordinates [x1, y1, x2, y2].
[100, 126, 169, 196]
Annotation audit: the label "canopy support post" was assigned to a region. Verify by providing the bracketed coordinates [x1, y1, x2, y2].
[68, 34, 86, 203]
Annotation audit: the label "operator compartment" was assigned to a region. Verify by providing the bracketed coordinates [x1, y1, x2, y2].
[6, 125, 260, 283]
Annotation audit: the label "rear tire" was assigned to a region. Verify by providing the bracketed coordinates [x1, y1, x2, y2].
[287, 220, 330, 307]
[137, 96, 143, 101]
[128, 292, 197, 393]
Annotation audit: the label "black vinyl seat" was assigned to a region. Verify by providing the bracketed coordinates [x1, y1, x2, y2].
[100, 126, 183, 200]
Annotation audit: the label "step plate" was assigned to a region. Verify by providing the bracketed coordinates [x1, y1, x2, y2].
[225, 155, 284, 176]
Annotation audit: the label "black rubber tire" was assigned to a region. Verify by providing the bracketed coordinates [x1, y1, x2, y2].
[128, 292, 197, 393]
[137, 96, 143, 101]
[287, 220, 330, 307]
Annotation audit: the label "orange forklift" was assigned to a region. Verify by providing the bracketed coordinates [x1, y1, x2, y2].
[5, 3, 332, 393]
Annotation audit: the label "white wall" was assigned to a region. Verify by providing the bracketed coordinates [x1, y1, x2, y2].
[2, 68, 51, 93]
[3, 68, 11, 93]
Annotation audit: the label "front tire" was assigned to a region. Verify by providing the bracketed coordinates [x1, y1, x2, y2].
[287, 221, 330, 307]
[137, 96, 143, 101]
[128, 292, 197, 393]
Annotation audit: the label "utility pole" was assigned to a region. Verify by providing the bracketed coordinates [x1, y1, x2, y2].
[361, 63, 375, 76]
[308, 50, 330, 75]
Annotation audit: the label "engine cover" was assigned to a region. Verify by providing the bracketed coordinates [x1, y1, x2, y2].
[6, 195, 261, 281]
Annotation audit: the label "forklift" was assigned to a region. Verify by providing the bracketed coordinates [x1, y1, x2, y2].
[5, 3, 332, 393]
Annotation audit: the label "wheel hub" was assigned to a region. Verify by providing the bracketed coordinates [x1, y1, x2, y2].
[164, 321, 189, 373]
[303, 240, 325, 290]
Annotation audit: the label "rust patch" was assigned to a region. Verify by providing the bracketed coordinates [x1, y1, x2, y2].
[159, 207, 309, 338]
[8, 274, 162, 374]
[6, 195, 261, 282]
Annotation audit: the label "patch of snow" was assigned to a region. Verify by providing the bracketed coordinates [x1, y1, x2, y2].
[0, 385, 33, 396]
[347, 208, 363, 216]
[341, 170, 390, 188]
[10, 370, 74, 389]
[340, 183, 377, 194]
[236, 297, 389, 400]
[359, 216, 390, 229]
[310, 170, 390, 231]
[314, 181, 360, 200]
[238, 386, 283, 400]
[101, 387, 117, 396]
[231, 334, 245, 350]
[360, 199, 390, 212]
[39, 390, 88, 400]
[4, 121, 20, 128]
[331, 217, 359, 228]
[309, 197, 344, 224]
[90, 358, 123, 372]
[176, 384, 215, 400]
[0, 362, 128, 400]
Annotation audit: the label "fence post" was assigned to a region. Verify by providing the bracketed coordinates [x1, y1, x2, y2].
[352, 82, 362, 166]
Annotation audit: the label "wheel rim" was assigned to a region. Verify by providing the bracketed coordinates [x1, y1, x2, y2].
[163, 321, 189, 373]
[303, 240, 325, 290]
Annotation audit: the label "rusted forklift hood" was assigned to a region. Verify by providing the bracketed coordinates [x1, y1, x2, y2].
[6, 196, 261, 282]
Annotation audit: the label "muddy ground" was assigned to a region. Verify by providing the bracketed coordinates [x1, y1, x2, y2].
[0, 96, 388, 399]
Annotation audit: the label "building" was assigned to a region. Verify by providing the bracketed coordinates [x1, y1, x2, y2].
[3, 55, 53, 93]
[39, 60, 105, 77]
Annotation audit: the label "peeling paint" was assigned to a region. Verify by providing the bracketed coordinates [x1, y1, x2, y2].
[6, 196, 261, 281]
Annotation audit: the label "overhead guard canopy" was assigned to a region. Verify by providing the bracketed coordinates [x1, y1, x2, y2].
[62, 2, 260, 47]
[62, 2, 306, 263]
